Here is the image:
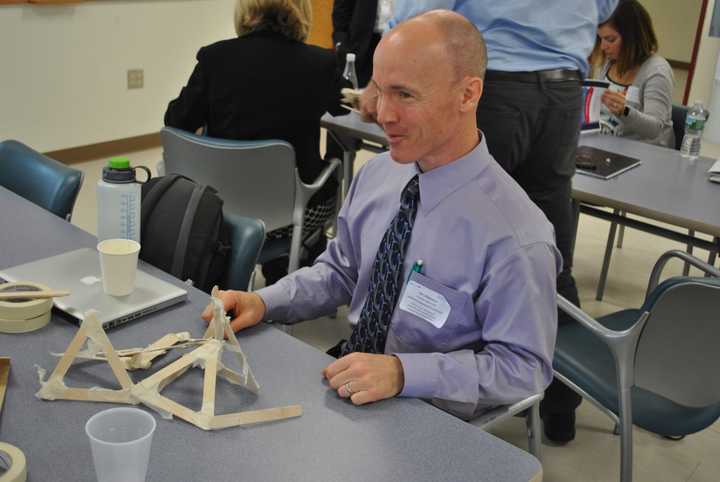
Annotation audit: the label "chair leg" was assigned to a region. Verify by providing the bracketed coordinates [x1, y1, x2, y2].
[683, 229, 695, 276]
[708, 237, 719, 269]
[288, 221, 304, 273]
[616, 211, 625, 248]
[527, 401, 542, 462]
[619, 387, 634, 482]
[597, 211, 620, 301]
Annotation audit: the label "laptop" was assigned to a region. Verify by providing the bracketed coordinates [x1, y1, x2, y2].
[575, 145, 642, 180]
[580, 79, 610, 133]
[0, 248, 187, 330]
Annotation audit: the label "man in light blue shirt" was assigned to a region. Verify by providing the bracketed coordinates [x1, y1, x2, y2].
[386, 0, 619, 442]
[204, 11, 561, 420]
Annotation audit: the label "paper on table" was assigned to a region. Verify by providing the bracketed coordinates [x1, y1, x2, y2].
[709, 159, 720, 174]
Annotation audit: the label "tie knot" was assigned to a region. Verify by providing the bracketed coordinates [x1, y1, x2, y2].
[400, 175, 420, 211]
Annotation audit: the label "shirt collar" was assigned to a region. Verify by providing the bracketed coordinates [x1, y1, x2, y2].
[414, 132, 492, 214]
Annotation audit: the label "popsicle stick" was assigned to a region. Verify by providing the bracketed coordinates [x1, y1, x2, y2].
[0, 290, 70, 300]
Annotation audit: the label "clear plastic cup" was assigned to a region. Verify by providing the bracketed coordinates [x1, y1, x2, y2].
[97, 239, 141, 296]
[85, 407, 156, 482]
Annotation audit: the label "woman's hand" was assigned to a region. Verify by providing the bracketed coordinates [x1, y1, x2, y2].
[602, 90, 627, 116]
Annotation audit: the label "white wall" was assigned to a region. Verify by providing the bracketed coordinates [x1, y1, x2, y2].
[0, 0, 235, 152]
[644, 0, 701, 63]
[689, 0, 720, 106]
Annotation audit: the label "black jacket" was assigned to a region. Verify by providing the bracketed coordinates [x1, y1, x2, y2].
[164, 30, 345, 201]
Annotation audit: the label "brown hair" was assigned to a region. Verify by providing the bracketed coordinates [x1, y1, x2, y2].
[234, 0, 312, 42]
[597, 0, 658, 75]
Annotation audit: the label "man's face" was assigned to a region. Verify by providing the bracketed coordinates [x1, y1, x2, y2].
[370, 31, 465, 169]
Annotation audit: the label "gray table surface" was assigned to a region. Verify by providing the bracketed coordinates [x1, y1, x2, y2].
[576, 133, 720, 236]
[0, 186, 541, 481]
[321, 112, 720, 236]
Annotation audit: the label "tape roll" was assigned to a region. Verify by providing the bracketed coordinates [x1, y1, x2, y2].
[0, 282, 53, 334]
[0, 442, 27, 482]
[0, 310, 51, 334]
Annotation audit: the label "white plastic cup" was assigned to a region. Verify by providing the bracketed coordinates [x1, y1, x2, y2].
[85, 407, 156, 482]
[97, 239, 141, 296]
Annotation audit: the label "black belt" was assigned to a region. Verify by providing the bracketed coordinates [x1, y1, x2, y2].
[485, 69, 581, 83]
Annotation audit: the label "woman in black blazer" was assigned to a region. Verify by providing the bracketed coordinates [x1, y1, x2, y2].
[165, 0, 345, 284]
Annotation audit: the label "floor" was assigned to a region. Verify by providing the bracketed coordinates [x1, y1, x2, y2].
[68, 138, 720, 482]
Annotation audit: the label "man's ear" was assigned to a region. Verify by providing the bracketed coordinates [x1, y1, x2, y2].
[459, 76, 483, 113]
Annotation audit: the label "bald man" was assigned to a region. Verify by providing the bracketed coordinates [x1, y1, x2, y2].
[204, 11, 560, 419]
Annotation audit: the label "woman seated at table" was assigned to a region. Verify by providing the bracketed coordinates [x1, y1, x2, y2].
[164, 0, 344, 284]
[592, 0, 674, 148]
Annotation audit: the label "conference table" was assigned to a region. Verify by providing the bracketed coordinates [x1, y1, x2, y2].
[322, 112, 720, 295]
[0, 186, 542, 481]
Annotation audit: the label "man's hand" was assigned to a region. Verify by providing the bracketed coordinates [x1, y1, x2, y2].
[358, 83, 379, 123]
[201, 290, 266, 332]
[323, 352, 405, 405]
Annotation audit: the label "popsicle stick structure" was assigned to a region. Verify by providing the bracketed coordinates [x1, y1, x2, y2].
[36, 289, 302, 430]
[36, 310, 137, 404]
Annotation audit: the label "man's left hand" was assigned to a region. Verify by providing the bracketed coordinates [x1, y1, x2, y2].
[323, 352, 405, 405]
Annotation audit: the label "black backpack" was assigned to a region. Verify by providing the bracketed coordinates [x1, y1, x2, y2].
[140, 174, 231, 293]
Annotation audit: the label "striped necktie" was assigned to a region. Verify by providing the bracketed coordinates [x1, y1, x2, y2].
[342, 175, 420, 355]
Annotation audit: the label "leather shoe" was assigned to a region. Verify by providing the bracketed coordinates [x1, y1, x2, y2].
[543, 412, 576, 444]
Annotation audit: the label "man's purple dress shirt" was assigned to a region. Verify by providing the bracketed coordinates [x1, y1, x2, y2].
[257, 136, 561, 419]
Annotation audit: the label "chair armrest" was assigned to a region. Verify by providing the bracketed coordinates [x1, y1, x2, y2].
[301, 158, 342, 192]
[558, 295, 629, 341]
[557, 294, 648, 367]
[223, 213, 265, 291]
[647, 249, 720, 294]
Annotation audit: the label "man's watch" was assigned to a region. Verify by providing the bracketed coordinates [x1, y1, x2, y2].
[623, 106, 630, 117]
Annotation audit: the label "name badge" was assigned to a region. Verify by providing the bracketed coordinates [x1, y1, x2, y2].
[399, 280, 451, 328]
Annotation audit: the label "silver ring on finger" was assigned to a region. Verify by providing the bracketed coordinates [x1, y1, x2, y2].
[344, 381, 354, 396]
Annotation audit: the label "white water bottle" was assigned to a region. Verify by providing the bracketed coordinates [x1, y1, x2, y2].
[96, 157, 151, 242]
[343, 52, 359, 89]
[681, 101, 709, 160]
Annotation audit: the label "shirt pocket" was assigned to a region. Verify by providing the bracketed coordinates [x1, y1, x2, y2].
[392, 271, 476, 352]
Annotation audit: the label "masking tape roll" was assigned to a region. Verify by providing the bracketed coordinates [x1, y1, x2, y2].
[0, 310, 51, 334]
[0, 442, 27, 482]
[0, 282, 53, 334]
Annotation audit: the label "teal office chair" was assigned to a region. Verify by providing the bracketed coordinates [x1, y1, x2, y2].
[0, 140, 83, 221]
[160, 127, 340, 277]
[555, 250, 720, 482]
[223, 213, 265, 291]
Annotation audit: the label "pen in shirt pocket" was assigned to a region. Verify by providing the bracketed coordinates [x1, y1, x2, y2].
[406, 259, 424, 285]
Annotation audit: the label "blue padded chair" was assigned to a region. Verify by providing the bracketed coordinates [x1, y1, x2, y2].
[0, 140, 83, 221]
[160, 127, 340, 277]
[223, 213, 265, 291]
[555, 250, 720, 482]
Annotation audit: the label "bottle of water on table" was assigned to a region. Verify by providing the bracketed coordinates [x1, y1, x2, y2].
[97, 157, 151, 242]
[681, 101, 709, 160]
[342, 52, 359, 89]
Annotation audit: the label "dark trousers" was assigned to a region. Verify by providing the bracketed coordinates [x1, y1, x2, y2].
[476, 75, 583, 417]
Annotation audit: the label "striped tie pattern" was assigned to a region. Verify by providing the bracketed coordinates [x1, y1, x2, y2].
[341, 175, 420, 355]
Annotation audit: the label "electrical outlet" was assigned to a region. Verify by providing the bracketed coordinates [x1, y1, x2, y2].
[127, 69, 144, 89]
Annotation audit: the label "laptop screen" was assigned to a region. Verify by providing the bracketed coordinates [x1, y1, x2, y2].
[581, 80, 610, 132]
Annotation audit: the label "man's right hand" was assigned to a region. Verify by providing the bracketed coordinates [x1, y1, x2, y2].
[359, 83, 379, 123]
[201, 290, 266, 333]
